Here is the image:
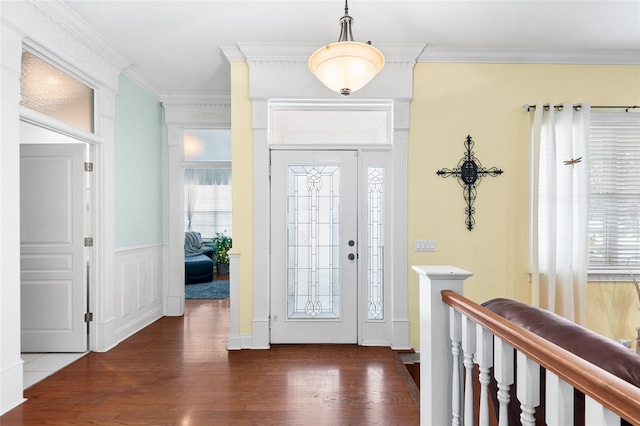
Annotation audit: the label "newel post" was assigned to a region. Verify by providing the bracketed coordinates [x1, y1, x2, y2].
[412, 265, 473, 426]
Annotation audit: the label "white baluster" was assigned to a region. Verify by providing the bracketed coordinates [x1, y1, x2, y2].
[494, 337, 514, 426]
[516, 351, 540, 426]
[462, 314, 477, 426]
[412, 266, 473, 426]
[545, 370, 573, 425]
[450, 307, 462, 426]
[585, 396, 620, 426]
[476, 324, 494, 426]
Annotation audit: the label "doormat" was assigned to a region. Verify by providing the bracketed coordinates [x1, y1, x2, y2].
[185, 280, 229, 299]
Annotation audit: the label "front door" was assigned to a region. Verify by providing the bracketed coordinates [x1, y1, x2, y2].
[270, 150, 358, 343]
[20, 143, 87, 352]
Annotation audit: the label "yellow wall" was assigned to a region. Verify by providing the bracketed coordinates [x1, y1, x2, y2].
[586, 281, 640, 349]
[408, 63, 640, 348]
[230, 61, 254, 336]
[232, 60, 640, 347]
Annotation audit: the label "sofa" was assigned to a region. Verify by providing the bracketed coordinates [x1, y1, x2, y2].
[184, 231, 216, 284]
[482, 298, 640, 425]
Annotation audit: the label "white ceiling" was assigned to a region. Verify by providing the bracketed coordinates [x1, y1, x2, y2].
[60, 0, 640, 97]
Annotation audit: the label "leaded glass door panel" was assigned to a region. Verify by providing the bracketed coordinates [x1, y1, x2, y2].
[270, 150, 358, 343]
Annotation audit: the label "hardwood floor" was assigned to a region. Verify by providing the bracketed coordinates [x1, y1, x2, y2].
[1, 299, 420, 425]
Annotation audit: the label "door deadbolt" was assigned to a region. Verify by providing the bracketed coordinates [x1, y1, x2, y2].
[348, 240, 355, 246]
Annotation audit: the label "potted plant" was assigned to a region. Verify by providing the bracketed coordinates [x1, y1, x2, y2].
[213, 231, 232, 275]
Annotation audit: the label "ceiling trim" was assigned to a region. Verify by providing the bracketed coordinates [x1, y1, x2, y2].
[161, 92, 230, 104]
[161, 92, 231, 126]
[39, 1, 132, 70]
[234, 42, 425, 100]
[419, 47, 640, 65]
[122, 67, 161, 100]
[220, 46, 245, 63]
[43, 1, 164, 98]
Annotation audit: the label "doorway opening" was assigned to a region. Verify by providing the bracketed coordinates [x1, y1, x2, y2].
[19, 121, 92, 388]
[182, 129, 232, 301]
[17, 47, 101, 388]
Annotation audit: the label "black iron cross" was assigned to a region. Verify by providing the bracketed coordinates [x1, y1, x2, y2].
[436, 135, 503, 231]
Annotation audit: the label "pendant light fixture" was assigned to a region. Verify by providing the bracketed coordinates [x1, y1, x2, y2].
[308, 0, 384, 96]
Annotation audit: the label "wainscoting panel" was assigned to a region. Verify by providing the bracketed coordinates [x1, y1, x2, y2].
[114, 244, 164, 343]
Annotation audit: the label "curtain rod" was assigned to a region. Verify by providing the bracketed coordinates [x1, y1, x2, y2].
[523, 104, 638, 112]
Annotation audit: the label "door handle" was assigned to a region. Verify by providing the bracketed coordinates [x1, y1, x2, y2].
[348, 253, 355, 261]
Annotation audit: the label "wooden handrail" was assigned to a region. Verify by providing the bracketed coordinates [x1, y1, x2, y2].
[441, 290, 640, 424]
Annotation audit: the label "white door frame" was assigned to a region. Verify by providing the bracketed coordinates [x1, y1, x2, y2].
[223, 42, 423, 350]
[18, 115, 102, 352]
[161, 95, 231, 318]
[15, 38, 120, 356]
[2, 4, 121, 413]
[252, 100, 410, 350]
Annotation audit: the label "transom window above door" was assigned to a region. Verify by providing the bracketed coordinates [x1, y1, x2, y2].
[20, 50, 95, 133]
[183, 129, 231, 161]
[269, 103, 392, 145]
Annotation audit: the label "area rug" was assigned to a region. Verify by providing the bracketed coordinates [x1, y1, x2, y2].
[185, 280, 229, 299]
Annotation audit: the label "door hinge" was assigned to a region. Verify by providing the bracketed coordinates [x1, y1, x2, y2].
[84, 312, 93, 322]
[84, 162, 93, 172]
[84, 237, 94, 247]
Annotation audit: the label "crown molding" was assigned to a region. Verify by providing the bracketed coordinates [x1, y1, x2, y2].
[220, 46, 245, 63]
[419, 47, 640, 65]
[122, 67, 161, 100]
[161, 92, 230, 104]
[36, 1, 164, 97]
[37, 1, 129, 64]
[161, 93, 231, 125]
[236, 42, 426, 66]
[235, 42, 424, 102]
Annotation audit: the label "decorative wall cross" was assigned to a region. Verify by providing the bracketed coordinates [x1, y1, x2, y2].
[436, 135, 503, 231]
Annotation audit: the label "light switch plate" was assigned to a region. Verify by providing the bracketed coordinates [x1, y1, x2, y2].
[415, 240, 436, 252]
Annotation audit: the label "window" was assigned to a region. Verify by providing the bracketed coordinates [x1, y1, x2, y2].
[588, 112, 640, 273]
[182, 129, 232, 239]
[20, 50, 94, 133]
[184, 168, 232, 239]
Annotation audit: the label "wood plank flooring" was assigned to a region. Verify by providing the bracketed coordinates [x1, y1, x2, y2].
[1, 299, 420, 425]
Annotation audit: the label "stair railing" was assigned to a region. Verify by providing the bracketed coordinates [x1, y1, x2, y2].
[412, 265, 640, 426]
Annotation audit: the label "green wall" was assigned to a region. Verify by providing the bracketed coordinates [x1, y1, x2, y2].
[114, 75, 164, 248]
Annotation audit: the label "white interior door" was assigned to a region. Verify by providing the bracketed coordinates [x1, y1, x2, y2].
[20, 143, 87, 352]
[270, 150, 358, 343]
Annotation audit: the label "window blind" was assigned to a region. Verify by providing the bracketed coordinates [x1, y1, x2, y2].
[184, 167, 232, 239]
[588, 112, 640, 271]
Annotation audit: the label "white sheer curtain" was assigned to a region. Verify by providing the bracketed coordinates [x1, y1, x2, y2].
[184, 168, 232, 233]
[531, 101, 590, 324]
[185, 171, 199, 231]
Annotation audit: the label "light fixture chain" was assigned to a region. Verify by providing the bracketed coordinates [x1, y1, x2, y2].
[338, 0, 354, 42]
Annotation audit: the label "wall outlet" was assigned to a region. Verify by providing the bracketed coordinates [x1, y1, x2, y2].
[415, 240, 436, 252]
